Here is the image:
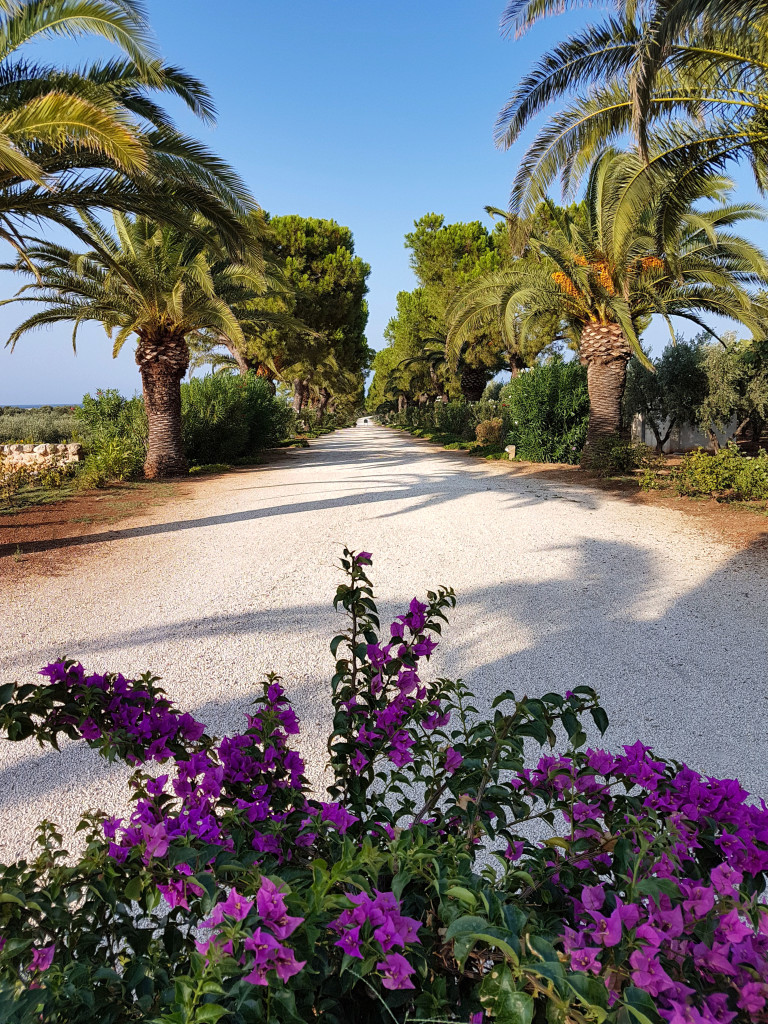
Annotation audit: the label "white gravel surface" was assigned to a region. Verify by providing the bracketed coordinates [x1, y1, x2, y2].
[1, 424, 767, 861]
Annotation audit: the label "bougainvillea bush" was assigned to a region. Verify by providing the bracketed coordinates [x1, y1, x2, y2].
[0, 552, 767, 1024]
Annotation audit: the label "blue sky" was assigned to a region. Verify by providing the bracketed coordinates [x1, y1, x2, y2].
[0, 1, 761, 404]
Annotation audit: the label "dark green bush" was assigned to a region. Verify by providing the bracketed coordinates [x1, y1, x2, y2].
[433, 399, 474, 439]
[581, 433, 658, 476]
[672, 444, 768, 499]
[181, 373, 294, 465]
[500, 362, 589, 463]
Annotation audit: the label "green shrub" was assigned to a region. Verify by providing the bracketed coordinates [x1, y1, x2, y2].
[672, 444, 768, 499]
[469, 397, 509, 432]
[0, 407, 78, 444]
[78, 435, 145, 489]
[75, 389, 147, 447]
[181, 373, 294, 464]
[74, 389, 148, 486]
[475, 417, 505, 444]
[433, 399, 474, 439]
[500, 362, 589, 463]
[582, 433, 658, 476]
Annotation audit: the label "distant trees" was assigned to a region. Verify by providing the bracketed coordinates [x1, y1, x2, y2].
[369, 213, 519, 411]
[626, 334, 768, 453]
[625, 339, 709, 452]
[264, 215, 371, 417]
[698, 338, 768, 451]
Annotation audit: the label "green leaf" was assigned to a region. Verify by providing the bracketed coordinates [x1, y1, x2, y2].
[124, 876, 143, 902]
[445, 915, 490, 940]
[561, 711, 580, 738]
[480, 966, 534, 1024]
[194, 1005, 228, 1023]
[0, 683, 15, 705]
[527, 936, 560, 962]
[445, 885, 478, 909]
[590, 707, 609, 734]
[622, 986, 662, 1024]
[491, 689, 517, 708]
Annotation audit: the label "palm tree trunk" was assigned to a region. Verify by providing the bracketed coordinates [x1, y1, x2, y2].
[136, 329, 189, 479]
[293, 380, 308, 413]
[579, 322, 632, 463]
[316, 387, 331, 420]
[459, 366, 488, 402]
[215, 334, 250, 376]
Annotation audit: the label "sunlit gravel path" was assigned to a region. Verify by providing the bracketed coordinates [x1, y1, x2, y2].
[1, 424, 767, 859]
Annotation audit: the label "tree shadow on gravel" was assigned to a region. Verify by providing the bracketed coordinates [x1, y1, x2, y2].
[2, 534, 766, 825]
[0, 431, 600, 558]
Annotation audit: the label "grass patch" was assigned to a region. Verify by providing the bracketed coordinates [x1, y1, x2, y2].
[407, 428, 508, 459]
[189, 462, 232, 476]
[0, 479, 80, 516]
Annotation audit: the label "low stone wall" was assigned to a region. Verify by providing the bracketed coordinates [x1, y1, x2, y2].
[0, 442, 82, 469]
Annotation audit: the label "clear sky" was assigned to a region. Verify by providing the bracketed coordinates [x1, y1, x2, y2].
[0, 1, 761, 404]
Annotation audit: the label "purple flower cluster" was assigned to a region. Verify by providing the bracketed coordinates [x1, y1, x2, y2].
[516, 743, 768, 1022]
[101, 679, 309, 867]
[344, 598, 446, 774]
[197, 879, 305, 986]
[39, 661, 205, 763]
[28, 945, 55, 975]
[329, 889, 421, 990]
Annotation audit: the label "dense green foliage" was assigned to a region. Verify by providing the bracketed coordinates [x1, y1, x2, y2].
[500, 362, 590, 463]
[75, 377, 296, 473]
[181, 374, 294, 465]
[672, 444, 768, 499]
[697, 337, 768, 451]
[264, 215, 372, 414]
[0, 408, 77, 445]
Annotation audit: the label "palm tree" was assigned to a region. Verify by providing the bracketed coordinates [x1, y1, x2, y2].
[187, 269, 319, 388]
[496, 0, 768, 214]
[0, 0, 255, 257]
[3, 212, 266, 477]
[448, 150, 768, 457]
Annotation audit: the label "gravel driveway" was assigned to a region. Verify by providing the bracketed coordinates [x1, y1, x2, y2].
[1, 424, 766, 860]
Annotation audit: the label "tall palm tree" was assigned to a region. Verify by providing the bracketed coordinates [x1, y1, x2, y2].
[448, 150, 768, 456]
[0, 0, 255, 257]
[496, 0, 768, 214]
[3, 212, 266, 477]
